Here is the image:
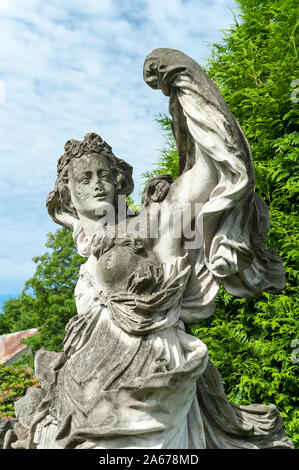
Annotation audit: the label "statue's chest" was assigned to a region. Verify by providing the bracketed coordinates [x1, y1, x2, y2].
[91, 234, 162, 293]
[96, 244, 153, 291]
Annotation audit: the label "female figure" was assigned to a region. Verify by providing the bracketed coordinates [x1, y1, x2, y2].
[5, 49, 293, 449]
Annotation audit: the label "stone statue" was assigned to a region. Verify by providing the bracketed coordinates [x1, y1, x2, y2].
[4, 48, 294, 449]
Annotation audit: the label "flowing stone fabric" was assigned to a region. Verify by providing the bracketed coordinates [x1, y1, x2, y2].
[4, 49, 293, 450]
[143, 49, 285, 317]
[14, 258, 210, 449]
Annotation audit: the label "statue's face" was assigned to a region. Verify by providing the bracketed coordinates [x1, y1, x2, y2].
[69, 153, 117, 220]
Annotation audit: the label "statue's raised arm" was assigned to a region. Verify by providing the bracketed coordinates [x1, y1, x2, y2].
[144, 48, 285, 298]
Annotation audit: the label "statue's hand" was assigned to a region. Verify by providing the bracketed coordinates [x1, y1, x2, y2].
[143, 48, 187, 95]
[143, 53, 161, 90]
[141, 175, 174, 207]
[151, 180, 170, 202]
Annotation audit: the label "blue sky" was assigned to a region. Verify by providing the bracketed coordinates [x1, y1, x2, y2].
[0, 0, 236, 309]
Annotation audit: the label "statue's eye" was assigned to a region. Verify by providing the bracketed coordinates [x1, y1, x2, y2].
[101, 172, 111, 181]
[80, 177, 90, 184]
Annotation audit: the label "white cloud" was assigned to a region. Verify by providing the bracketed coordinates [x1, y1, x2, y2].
[0, 0, 236, 299]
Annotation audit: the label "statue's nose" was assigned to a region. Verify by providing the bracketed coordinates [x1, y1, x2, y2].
[95, 179, 104, 192]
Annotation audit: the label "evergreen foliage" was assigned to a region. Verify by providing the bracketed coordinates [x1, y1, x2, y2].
[142, 114, 179, 181]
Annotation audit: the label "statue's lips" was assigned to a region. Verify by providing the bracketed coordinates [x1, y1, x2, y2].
[94, 193, 106, 200]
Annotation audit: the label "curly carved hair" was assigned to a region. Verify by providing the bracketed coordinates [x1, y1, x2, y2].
[46, 132, 134, 227]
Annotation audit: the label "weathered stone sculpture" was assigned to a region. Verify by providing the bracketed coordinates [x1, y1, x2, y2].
[4, 49, 294, 449]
